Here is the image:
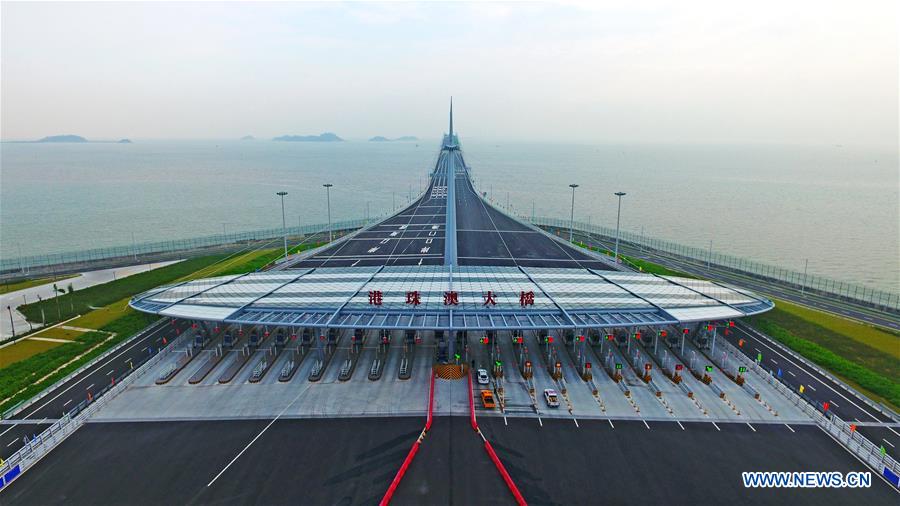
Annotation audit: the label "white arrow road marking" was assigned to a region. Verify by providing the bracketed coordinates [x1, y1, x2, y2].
[420, 247, 430, 253]
[367, 247, 379, 253]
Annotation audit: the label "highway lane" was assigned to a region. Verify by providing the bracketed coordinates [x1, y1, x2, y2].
[1, 418, 420, 505]
[0, 318, 186, 462]
[292, 148, 449, 269]
[480, 417, 898, 505]
[455, 167, 610, 270]
[721, 323, 900, 460]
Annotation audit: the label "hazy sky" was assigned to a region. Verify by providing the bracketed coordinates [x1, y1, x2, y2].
[2, 1, 897, 145]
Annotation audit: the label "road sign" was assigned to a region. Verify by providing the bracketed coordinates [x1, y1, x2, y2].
[644, 363, 652, 370]
[757, 352, 762, 362]
[675, 364, 683, 371]
[738, 366, 747, 373]
[615, 363, 622, 370]
[705, 365, 713, 372]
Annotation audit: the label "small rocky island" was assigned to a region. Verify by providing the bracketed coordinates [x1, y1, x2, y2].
[118, 139, 133, 144]
[273, 133, 343, 142]
[37, 135, 88, 143]
[241, 135, 255, 141]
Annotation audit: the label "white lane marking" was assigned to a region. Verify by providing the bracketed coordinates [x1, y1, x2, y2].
[754, 348, 761, 354]
[428, 231, 436, 236]
[573, 418, 579, 428]
[537, 417, 543, 427]
[141, 346, 149, 353]
[608, 419, 615, 429]
[425, 238, 433, 244]
[62, 399, 72, 407]
[784, 423, 795, 433]
[417, 259, 423, 266]
[676, 420, 685, 431]
[884, 439, 896, 448]
[367, 247, 379, 253]
[19, 322, 170, 419]
[739, 325, 893, 429]
[503, 416, 508, 426]
[747, 422, 756, 432]
[207, 376, 311, 487]
[85, 384, 94, 391]
[7, 439, 16, 447]
[806, 384, 816, 392]
[390, 232, 398, 237]
[830, 400, 839, 408]
[770, 359, 778, 365]
[642, 420, 650, 430]
[350, 260, 360, 267]
[711, 421, 721, 431]
[380, 239, 389, 244]
[106, 369, 114, 376]
[399, 225, 407, 230]
[787, 371, 796, 377]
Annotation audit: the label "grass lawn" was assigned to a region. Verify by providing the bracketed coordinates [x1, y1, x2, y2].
[769, 297, 900, 359]
[31, 327, 87, 340]
[0, 339, 72, 368]
[0, 274, 80, 295]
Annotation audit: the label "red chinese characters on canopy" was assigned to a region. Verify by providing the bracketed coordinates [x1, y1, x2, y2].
[483, 290, 497, 306]
[368, 290, 383, 306]
[405, 290, 421, 306]
[519, 290, 535, 307]
[443, 290, 459, 306]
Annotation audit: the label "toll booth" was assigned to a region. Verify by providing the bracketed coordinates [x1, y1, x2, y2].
[274, 330, 287, 347]
[223, 332, 235, 348]
[193, 333, 207, 349]
[249, 332, 260, 347]
[301, 328, 313, 347]
[435, 329, 448, 363]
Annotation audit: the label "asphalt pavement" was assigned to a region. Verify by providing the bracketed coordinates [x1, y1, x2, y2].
[0, 318, 185, 462]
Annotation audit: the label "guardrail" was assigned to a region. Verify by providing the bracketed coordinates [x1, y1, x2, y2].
[529, 216, 899, 312]
[1, 318, 169, 420]
[2, 218, 380, 274]
[0, 328, 190, 490]
[717, 336, 900, 486]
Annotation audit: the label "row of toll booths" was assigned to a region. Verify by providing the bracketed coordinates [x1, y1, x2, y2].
[157, 322, 425, 385]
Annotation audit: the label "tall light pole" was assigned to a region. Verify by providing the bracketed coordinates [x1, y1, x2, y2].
[614, 192, 626, 264]
[568, 184, 579, 242]
[323, 184, 334, 242]
[276, 191, 288, 258]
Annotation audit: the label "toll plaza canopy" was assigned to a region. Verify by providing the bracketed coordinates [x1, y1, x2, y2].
[129, 265, 774, 331]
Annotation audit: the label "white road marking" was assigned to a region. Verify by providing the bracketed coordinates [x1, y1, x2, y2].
[787, 371, 796, 377]
[746, 422, 757, 432]
[770, 359, 778, 365]
[425, 238, 433, 244]
[417, 259, 423, 266]
[350, 260, 360, 267]
[390, 232, 398, 237]
[106, 369, 114, 376]
[608, 419, 615, 429]
[573, 418, 579, 428]
[85, 384, 94, 391]
[7, 439, 16, 447]
[399, 225, 407, 230]
[806, 384, 816, 392]
[711, 421, 721, 431]
[537, 417, 543, 427]
[380, 239, 390, 244]
[883, 439, 895, 448]
[642, 420, 650, 430]
[63, 399, 72, 407]
[784, 423, 795, 433]
[503, 416, 508, 426]
[367, 247, 379, 253]
[420, 247, 430, 253]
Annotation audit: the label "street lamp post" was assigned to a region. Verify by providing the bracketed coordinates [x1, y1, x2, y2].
[276, 191, 288, 258]
[568, 184, 579, 242]
[323, 184, 334, 242]
[614, 192, 626, 264]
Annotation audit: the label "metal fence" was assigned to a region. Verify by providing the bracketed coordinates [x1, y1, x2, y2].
[1, 218, 376, 274]
[0, 327, 191, 490]
[531, 216, 899, 311]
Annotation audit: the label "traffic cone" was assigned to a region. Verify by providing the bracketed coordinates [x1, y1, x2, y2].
[163, 336, 168, 345]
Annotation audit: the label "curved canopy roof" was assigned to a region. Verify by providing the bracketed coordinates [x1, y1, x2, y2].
[129, 265, 773, 331]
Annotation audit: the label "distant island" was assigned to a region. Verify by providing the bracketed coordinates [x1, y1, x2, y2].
[241, 135, 255, 141]
[273, 133, 343, 142]
[118, 138, 133, 144]
[37, 135, 87, 143]
[369, 136, 418, 142]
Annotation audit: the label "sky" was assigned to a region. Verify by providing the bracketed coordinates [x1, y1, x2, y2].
[1, 0, 897, 146]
